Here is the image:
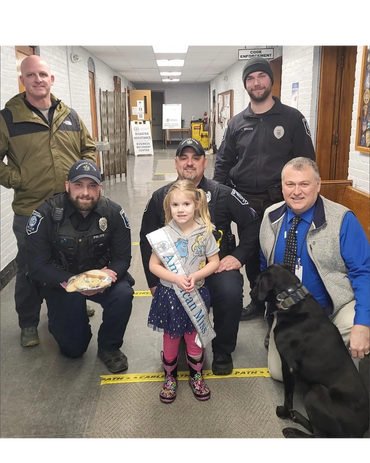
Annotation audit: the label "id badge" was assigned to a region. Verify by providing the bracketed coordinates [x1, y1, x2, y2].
[295, 264, 303, 281]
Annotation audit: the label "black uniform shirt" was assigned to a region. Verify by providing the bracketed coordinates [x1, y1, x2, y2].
[213, 97, 316, 194]
[139, 175, 261, 289]
[25, 194, 132, 288]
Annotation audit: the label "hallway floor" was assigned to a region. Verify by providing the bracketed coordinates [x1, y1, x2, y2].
[1, 142, 367, 457]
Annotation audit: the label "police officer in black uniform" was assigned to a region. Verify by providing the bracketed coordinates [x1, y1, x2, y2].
[213, 57, 316, 324]
[25, 160, 134, 373]
[140, 138, 260, 375]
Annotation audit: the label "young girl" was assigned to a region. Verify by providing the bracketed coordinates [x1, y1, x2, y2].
[147, 179, 219, 403]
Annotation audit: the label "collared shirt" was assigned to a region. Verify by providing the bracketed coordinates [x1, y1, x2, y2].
[261, 204, 370, 322]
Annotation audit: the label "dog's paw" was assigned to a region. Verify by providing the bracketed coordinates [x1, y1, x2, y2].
[282, 427, 299, 438]
[276, 406, 290, 418]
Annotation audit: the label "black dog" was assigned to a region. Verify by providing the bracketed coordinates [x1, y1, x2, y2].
[251, 263, 369, 438]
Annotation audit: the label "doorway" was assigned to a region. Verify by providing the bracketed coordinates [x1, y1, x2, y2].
[15, 46, 35, 92]
[151, 91, 164, 143]
[315, 46, 357, 180]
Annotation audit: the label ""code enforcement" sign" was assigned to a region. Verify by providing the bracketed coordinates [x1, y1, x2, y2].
[238, 48, 274, 60]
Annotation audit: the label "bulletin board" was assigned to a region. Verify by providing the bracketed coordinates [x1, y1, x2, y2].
[355, 46, 370, 153]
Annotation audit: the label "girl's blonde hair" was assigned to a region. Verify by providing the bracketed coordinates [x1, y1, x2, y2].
[163, 179, 213, 235]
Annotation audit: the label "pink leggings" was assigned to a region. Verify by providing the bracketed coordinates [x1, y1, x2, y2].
[163, 332, 202, 362]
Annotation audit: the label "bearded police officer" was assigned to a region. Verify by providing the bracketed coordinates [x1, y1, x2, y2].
[140, 138, 260, 375]
[25, 160, 134, 373]
[213, 57, 316, 324]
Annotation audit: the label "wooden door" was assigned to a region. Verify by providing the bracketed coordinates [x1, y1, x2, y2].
[88, 71, 99, 167]
[15, 46, 35, 92]
[315, 46, 357, 180]
[88, 71, 98, 141]
[270, 56, 282, 99]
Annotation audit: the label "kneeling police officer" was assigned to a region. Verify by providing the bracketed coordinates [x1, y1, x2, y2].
[25, 160, 134, 373]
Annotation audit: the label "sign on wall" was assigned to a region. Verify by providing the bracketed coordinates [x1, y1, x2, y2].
[163, 104, 182, 129]
[238, 48, 274, 60]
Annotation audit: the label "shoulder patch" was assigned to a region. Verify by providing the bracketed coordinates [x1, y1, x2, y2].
[231, 189, 248, 206]
[119, 209, 131, 229]
[26, 210, 44, 235]
[302, 118, 312, 138]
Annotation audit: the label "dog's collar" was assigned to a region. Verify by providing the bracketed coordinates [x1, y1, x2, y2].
[276, 283, 309, 309]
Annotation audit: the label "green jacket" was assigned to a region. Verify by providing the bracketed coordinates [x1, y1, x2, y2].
[0, 92, 96, 216]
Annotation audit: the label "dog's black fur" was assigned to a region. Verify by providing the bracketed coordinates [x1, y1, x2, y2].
[251, 263, 369, 438]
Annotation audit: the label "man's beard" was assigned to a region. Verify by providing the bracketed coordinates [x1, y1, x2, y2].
[247, 85, 271, 103]
[69, 193, 99, 212]
[182, 169, 197, 181]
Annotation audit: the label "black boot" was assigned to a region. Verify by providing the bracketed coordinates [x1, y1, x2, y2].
[159, 351, 178, 403]
[186, 351, 211, 401]
[240, 300, 266, 321]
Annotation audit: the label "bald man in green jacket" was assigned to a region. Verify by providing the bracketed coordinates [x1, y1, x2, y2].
[0, 55, 96, 347]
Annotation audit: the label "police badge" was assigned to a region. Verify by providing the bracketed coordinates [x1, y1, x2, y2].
[99, 217, 108, 231]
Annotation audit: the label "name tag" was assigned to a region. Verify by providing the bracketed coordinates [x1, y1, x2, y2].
[295, 264, 303, 281]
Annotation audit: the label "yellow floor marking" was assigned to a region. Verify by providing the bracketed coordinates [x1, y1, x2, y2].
[100, 368, 270, 385]
[134, 290, 152, 297]
[132, 242, 139, 245]
[154, 172, 177, 175]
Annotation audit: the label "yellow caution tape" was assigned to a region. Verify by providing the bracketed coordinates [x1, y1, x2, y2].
[134, 290, 152, 297]
[100, 368, 270, 385]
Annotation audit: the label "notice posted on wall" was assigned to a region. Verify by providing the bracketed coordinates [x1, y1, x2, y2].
[163, 104, 182, 129]
[130, 121, 154, 156]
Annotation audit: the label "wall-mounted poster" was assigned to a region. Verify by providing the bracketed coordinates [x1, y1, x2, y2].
[163, 104, 182, 129]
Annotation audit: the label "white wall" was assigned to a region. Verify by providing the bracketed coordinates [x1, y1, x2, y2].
[349, 46, 370, 192]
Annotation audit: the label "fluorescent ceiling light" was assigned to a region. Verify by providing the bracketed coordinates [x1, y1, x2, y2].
[157, 59, 184, 67]
[160, 72, 182, 76]
[153, 45, 188, 53]
[162, 78, 180, 82]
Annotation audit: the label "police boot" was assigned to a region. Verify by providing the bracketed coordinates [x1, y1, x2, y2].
[159, 351, 178, 404]
[186, 350, 211, 401]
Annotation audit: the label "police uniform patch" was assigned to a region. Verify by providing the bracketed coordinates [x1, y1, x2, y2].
[26, 210, 44, 235]
[206, 191, 211, 203]
[231, 189, 248, 205]
[99, 217, 108, 231]
[302, 118, 312, 137]
[119, 209, 130, 229]
[273, 126, 285, 139]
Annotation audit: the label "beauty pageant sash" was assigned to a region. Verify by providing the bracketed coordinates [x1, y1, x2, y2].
[146, 227, 216, 347]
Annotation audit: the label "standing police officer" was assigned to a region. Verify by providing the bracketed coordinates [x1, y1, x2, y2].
[140, 138, 260, 375]
[213, 57, 316, 323]
[25, 160, 134, 373]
